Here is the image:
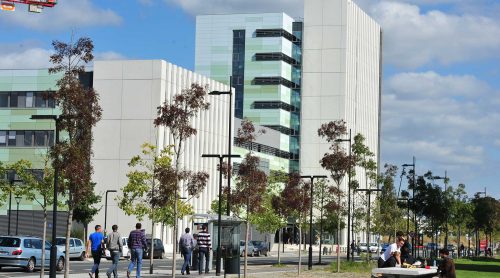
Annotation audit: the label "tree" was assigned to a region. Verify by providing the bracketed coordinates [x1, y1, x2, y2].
[372, 164, 404, 241]
[254, 170, 288, 264]
[317, 120, 355, 272]
[230, 119, 267, 277]
[48, 36, 102, 277]
[72, 182, 101, 241]
[0, 162, 25, 208]
[272, 172, 310, 275]
[9, 159, 57, 278]
[154, 83, 210, 277]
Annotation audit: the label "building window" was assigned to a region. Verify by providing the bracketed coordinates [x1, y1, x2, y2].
[0, 130, 53, 147]
[255, 52, 299, 66]
[252, 101, 299, 112]
[0, 91, 56, 108]
[255, 28, 301, 44]
[253, 77, 300, 89]
[232, 30, 246, 119]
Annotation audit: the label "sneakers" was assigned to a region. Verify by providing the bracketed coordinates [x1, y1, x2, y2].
[106, 272, 111, 278]
[88, 273, 94, 278]
[126, 270, 131, 278]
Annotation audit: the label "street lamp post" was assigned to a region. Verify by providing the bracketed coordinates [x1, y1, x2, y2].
[433, 172, 448, 248]
[334, 130, 352, 261]
[397, 197, 411, 237]
[209, 76, 233, 216]
[30, 114, 60, 278]
[7, 174, 23, 235]
[402, 156, 415, 257]
[15, 196, 22, 235]
[104, 190, 118, 234]
[202, 154, 241, 276]
[355, 188, 381, 262]
[300, 175, 327, 270]
[475, 190, 486, 256]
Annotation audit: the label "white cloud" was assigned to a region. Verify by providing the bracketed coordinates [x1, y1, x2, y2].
[0, 43, 126, 69]
[0, 42, 53, 69]
[162, 0, 303, 18]
[381, 71, 500, 187]
[365, 1, 500, 68]
[0, 0, 122, 31]
[95, 51, 127, 61]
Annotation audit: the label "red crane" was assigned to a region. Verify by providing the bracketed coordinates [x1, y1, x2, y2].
[1, 0, 57, 12]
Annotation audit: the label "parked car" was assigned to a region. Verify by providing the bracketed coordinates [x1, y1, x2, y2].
[144, 238, 165, 259]
[55, 237, 86, 261]
[369, 243, 380, 253]
[0, 236, 65, 272]
[446, 244, 456, 252]
[239, 241, 254, 257]
[358, 243, 369, 252]
[104, 237, 130, 260]
[251, 241, 269, 256]
[426, 242, 438, 250]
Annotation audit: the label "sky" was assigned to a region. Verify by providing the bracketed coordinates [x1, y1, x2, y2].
[1, 0, 499, 199]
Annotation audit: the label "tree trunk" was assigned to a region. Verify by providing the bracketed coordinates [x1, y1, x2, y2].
[277, 227, 281, 265]
[337, 191, 341, 272]
[40, 210, 47, 278]
[244, 214, 250, 277]
[458, 226, 461, 258]
[64, 208, 73, 278]
[298, 225, 302, 276]
[172, 196, 178, 277]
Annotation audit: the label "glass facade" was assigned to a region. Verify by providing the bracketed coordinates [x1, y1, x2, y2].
[232, 30, 246, 119]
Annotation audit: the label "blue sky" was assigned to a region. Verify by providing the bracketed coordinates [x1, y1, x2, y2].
[1, 0, 499, 199]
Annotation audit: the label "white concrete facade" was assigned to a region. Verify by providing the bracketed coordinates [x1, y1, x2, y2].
[301, 0, 382, 245]
[90, 60, 232, 248]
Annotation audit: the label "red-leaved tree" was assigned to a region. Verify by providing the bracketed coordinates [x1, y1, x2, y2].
[154, 83, 210, 277]
[318, 120, 355, 273]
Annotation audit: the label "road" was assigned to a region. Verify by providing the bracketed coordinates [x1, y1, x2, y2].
[0, 253, 379, 277]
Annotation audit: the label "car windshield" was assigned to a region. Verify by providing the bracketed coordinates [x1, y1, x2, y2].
[0, 237, 21, 247]
[240, 241, 244, 246]
[55, 238, 66, 245]
[370, 243, 378, 246]
[360, 243, 367, 246]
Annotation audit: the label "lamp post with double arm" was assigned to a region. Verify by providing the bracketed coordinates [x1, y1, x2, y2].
[433, 172, 448, 248]
[104, 190, 117, 234]
[208, 76, 234, 216]
[300, 175, 327, 270]
[202, 154, 241, 276]
[30, 114, 60, 278]
[402, 156, 415, 257]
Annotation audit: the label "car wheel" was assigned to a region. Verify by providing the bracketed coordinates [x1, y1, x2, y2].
[264, 251, 268, 257]
[159, 252, 164, 259]
[56, 257, 65, 272]
[25, 257, 35, 272]
[127, 251, 131, 260]
[79, 251, 86, 261]
[257, 251, 261, 256]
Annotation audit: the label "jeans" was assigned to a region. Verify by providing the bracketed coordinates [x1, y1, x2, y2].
[107, 250, 120, 277]
[181, 249, 192, 273]
[198, 247, 210, 274]
[128, 248, 143, 278]
[91, 249, 102, 275]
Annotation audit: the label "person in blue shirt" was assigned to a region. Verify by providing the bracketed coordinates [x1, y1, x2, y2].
[87, 225, 104, 278]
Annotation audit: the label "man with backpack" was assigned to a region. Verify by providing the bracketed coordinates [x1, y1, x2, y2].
[179, 227, 196, 275]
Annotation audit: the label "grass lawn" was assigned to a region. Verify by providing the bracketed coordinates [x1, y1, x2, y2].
[455, 257, 500, 278]
[329, 260, 377, 273]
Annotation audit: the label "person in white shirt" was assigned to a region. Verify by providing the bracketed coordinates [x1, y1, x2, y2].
[378, 236, 405, 268]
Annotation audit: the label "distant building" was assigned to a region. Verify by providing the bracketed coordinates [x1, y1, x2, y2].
[195, 0, 382, 246]
[90, 60, 232, 246]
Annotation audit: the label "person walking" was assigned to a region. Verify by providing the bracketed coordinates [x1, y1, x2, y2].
[197, 225, 212, 274]
[127, 223, 148, 278]
[179, 227, 196, 275]
[87, 225, 105, 278]
[106, 225, 123, 278]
